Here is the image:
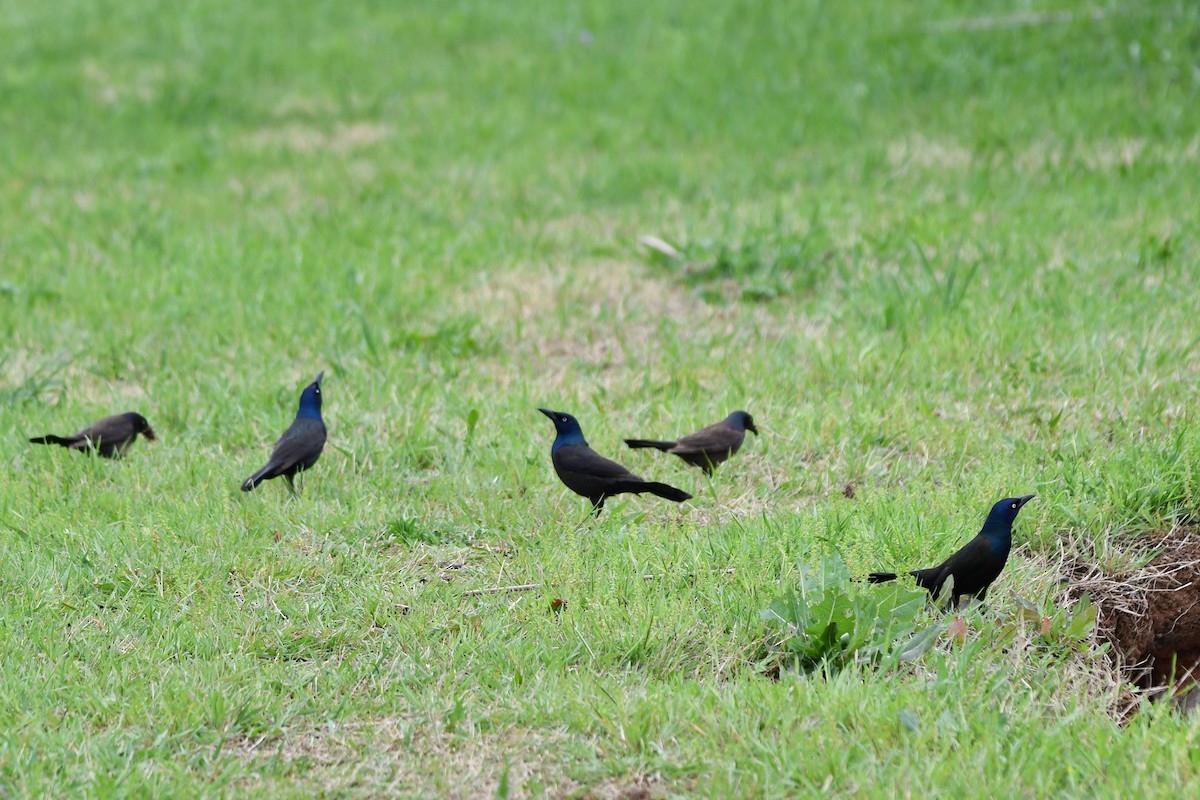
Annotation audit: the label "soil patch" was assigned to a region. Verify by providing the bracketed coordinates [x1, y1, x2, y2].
[1068, 528, 1200, 712]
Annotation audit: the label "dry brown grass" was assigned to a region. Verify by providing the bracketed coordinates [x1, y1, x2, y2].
[885, 135, 1200, 177]
[2, 347, 148, 410]
[240, 122, 393, 155]
[222, 716, 667, 798]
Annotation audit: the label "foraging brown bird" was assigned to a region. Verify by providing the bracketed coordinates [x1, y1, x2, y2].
[29, 412, 157, 458]
[625, 410, 758, 474]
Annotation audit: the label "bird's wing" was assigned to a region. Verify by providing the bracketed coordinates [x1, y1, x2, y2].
[909, 564, 947, 593]
[554, 444, 638, 480]
[935, 535, 995, 574]
[916, 535, 1002, 598]
[946, 532, 1006, 570]
[268, 418, 328, 469]
[80, 415, 135, 445]
[672, 422, 742, 455]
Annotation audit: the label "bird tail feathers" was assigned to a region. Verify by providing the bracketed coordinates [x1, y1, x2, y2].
[241, 465, 272, 492]
[866, 572, 898, 584]
[624, 438, 676, 451]
[29, 435, 75, 447]
[640, 481, 692, 503]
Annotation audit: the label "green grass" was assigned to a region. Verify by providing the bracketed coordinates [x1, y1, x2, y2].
[3, 0, 1200, 795]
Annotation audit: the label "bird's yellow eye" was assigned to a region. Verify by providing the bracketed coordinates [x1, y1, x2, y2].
[1011, 502, 1017, 509]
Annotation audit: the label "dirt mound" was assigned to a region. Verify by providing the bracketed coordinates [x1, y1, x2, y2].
[1067, 528, 1200, 712]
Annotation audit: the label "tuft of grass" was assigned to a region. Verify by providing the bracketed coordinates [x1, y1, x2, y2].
[643, 214, 836, 303]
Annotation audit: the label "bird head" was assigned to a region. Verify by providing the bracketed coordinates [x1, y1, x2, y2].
[538, 407, 586, 447]
[982, 494, 1035, 537]
[297, 371, 324, 419]
[728, 410, 758, 435]
[125, 412, 157, 440]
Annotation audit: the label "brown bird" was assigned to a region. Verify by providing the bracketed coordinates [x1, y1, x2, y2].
[625, 410, 758, 474]
[29, 412, 157, 458]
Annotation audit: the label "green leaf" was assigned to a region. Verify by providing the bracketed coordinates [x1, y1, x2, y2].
[465, 407, 480, 442]
[897, 623, 941, 663]
[1065, 594, 1097, 640]
[760, 553, 926, 676]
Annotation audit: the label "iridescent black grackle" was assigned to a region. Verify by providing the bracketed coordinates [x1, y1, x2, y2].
[539, 408, 691, 514]
[867, 495, 1036, 605]
[242, 372, 327, 493]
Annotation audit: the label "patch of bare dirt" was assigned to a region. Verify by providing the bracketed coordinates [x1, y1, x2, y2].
[1067, 526, 1200, 713]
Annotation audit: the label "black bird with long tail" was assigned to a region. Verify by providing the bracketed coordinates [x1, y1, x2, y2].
[867, 495, 1035, 605]
[242, 372, 327, 494]
[539, 408, 692, 514]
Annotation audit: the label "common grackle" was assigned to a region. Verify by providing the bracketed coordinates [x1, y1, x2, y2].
[539, 407, 692, 514]
[29, 412, 156, 458]
[867, 494, 1035, 605]
[625, 410, 758, 475]
[242, 372, 327, 493]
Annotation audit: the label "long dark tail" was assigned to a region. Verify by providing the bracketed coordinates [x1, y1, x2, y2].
[625, 438, 676, 451]
[29, 435, 77, 447]
[241, 464, 274, 492]
[866, 572, 899, 584]
[640, 481, 693, 503]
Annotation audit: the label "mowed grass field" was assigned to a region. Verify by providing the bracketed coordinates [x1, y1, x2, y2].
[3, 0, 1200, 796]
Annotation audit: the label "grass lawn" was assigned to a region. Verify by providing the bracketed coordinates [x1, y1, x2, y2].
[3, 0, 1200, 796]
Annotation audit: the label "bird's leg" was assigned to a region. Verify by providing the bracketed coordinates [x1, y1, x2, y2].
[284, 474, 298, 496]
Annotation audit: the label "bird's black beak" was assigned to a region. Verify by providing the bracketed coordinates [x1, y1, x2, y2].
[538, 407, 558, 420]
[142, 425, 158, 441]
[747, 421, 759, 435]
[1016, 494, 1036, 508]
[314, 371, 325, 387]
